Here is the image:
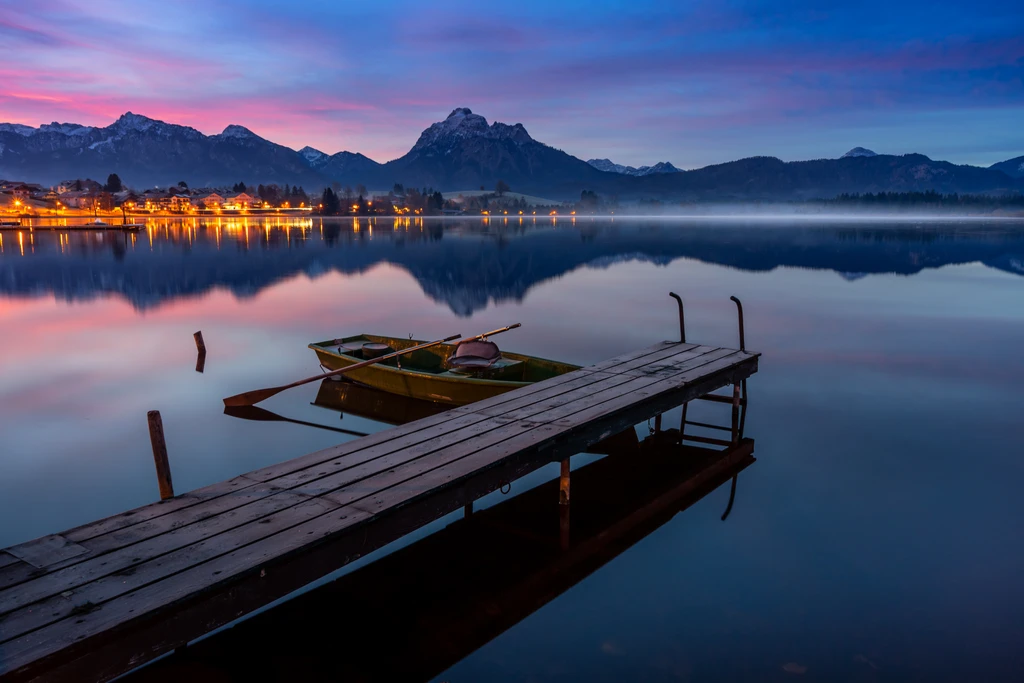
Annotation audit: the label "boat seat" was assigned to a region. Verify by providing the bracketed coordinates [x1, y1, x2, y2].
[446, 339, 501, 370]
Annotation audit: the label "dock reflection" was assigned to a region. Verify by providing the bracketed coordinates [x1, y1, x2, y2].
[130, 424, 755, 682]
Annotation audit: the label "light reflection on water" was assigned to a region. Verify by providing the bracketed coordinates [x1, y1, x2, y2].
[1, 217, 1023, 681]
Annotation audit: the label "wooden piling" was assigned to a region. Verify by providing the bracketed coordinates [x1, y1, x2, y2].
[194, 331, 207, 373]
[147, 410, 174, 500]
[193, 331, 206, 355]
[559, 459, 570, 505]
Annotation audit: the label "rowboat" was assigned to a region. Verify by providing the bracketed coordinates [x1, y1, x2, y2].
[309, 334, 579, 406]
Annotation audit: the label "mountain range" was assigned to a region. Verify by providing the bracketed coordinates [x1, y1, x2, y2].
[1, 108, 1022, 200]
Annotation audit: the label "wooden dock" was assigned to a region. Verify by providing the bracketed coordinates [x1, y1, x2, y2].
[130, 434, 756, 682]
[0, 339, 758, 682]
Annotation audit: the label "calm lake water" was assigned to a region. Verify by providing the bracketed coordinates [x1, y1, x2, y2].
[1, 216, 1023, 681]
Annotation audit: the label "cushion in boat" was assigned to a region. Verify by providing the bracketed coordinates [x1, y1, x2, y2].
[361, 342, 392, 359]
[447, 340, 501, 369]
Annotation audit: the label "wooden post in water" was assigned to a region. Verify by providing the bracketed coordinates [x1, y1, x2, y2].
[147, 411, 174, 500]
[194, 331, 207, 373]
[559, 458, 571, 549]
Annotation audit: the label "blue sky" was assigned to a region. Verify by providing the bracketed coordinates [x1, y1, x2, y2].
[0, 0, 1021, 167]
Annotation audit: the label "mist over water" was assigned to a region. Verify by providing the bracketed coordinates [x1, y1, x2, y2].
[2, 216, 1023, 681]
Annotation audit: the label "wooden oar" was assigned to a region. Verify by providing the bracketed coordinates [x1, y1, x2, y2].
[223, 333, 462, 407]
[223, 404, 370, 437]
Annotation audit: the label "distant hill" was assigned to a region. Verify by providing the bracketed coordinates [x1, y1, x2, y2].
[2, 109, 1021, 199]
[990, 156, 1024, 179]
[842, 147, 878, 158]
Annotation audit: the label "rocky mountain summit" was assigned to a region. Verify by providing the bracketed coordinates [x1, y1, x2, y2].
[587, 158, 682, 175]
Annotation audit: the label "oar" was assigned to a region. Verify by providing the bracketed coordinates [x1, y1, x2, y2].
[223, 333, 462, 407]
[224, 404, 369, 437]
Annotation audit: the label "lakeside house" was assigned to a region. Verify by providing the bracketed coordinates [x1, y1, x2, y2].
[225, 192, 256, 209]
[194, 192, 225, 209]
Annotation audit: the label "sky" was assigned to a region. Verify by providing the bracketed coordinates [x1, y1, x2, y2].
[0, 0, 1022, 168]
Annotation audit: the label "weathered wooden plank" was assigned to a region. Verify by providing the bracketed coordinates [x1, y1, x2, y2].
[62, 476, 258, 544]
[0, 554, 20, 570]
[0, 561, 42, 594]
[585, 341, 695, 373]
[490, 348, 732, 423]
[0, 499, 368, 678]
[4, 536, 89, 571]
[0, 494, 338, 646]
[0, 483, 283, 615]
[550, 353, 756, 429]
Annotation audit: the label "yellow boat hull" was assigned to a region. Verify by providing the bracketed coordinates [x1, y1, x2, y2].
[310, 334, 578, 406]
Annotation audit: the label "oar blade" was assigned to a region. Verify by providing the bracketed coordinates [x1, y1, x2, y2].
[223, 386, 284, 407]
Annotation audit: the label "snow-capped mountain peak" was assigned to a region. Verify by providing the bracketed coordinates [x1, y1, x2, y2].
[0, 123, 39, 137]
[587, 158, 681, 176]
[842, 147, 878, 158]
[112, 112, 160, 133]
[39, 122, 94, 136]
[299, 146, 329, 165]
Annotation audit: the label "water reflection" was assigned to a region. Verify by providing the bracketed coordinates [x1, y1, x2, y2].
[128, 429, 755, 683]
[1, 217, 1022, 316]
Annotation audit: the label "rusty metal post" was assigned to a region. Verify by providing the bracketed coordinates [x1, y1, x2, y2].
[721, 475, 738, 521]
[147, 410, 174, 500]
[669, 292, 686, 343]
[730, 296, 745, 352]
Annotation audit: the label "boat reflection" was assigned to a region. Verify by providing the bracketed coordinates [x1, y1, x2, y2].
[313, 377, 451, 425]
[129, 428, 755, 682]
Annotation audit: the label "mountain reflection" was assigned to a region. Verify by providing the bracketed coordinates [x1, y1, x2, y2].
[1, 217, 1022, 316]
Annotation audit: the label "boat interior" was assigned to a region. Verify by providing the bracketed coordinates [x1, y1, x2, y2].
[311, 334, 578, 383]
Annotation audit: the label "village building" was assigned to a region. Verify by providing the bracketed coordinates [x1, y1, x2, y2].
[169, 194, 192, 212]
[193, 192, 225, 209]
[224, 192, 256, 209]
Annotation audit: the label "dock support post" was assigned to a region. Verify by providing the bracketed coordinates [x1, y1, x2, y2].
[654, 413, 663, 433]
[194, 331, 207, 373]
[559, 459, 570, 549]
[678, 403, 688, 444]
[147, 411, 174, 500]
[464, 502, 473, 519]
